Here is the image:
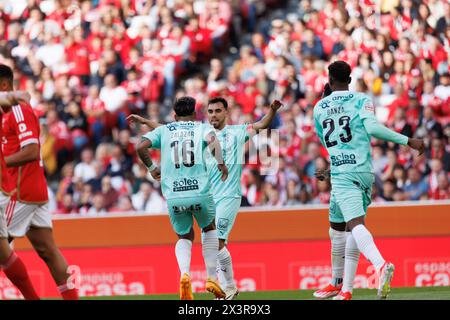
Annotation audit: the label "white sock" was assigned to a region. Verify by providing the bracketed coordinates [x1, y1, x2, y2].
[218, 247, 235, 289]
[342, 232, 360, 293]
[175, 239, 192, 276]
[216, 264, 226, 288]
[351, 224, 385, 272]
[329, 228, 345, 287]
[201, 230, 219, 280]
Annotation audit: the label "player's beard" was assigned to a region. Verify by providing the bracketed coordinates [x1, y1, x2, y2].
[211, 118, 225, 130]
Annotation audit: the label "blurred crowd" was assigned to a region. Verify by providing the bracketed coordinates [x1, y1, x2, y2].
[0, 0, 448, 215]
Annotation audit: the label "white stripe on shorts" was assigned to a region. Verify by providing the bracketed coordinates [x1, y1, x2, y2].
[7, 200, 16, 226]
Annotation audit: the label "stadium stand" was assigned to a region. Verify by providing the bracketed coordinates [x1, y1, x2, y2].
[0, 0, 448, 214]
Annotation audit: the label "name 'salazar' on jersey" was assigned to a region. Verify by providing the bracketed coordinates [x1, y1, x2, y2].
[170, 130, 194, 139]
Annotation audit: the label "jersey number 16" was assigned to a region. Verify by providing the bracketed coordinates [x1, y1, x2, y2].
[170, 140, 195, 168]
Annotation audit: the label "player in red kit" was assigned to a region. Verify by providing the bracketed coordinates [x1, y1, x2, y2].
[0, 64, 78, 300]
[0, 87, 40, 299]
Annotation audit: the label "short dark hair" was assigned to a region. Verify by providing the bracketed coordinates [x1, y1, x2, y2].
[0, 64, 14, 84]
[328, 60, 351, 84]
[208, 97, 228, 109]
[173, 96, 196, 117]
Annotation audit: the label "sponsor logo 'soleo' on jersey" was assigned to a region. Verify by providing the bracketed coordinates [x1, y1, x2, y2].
[330, 153, 357, 166]
[173, 178, 199, 192]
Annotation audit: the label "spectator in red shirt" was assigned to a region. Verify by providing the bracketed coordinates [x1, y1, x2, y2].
[47, 109, 74, 169]
[430, 172, 450, 200]
[82, 85, 107, 145]
[65, 27, 90, 85]
[185, 17, 212, 63]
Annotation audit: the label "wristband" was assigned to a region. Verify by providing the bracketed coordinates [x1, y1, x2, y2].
[147, 163, 157, 172]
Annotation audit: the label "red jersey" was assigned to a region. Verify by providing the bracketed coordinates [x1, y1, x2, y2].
[0, 114, 11, 195]
[66, 42, 90, 76]
[2, 103, 48, 204]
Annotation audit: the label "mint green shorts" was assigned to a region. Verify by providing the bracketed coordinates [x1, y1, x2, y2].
[215, 197, 241, 242]
[167, 195, 216, 235]
[329, 173, 374, 224]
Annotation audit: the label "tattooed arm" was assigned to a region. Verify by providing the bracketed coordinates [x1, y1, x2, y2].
[136, 138, 161, 181]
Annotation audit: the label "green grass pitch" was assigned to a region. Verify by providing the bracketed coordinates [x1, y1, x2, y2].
[82, 286, 450, 300]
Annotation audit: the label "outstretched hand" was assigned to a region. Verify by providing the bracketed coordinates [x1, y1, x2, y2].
[270, 99, 283, 111]
[218, 164, 228, 181]
[407, 138, 425, 156]
[127, 114, 147, 125]
[150, 167, 161, 181]
[315, 168, 331, 181]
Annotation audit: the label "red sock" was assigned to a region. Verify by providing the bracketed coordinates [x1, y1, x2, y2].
[58, 283, 79, 300]
[1, 251, 40, 300]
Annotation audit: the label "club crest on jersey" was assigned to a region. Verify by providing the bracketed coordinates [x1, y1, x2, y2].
[364, 102, 375, 113]
[217, 218, 229, 230]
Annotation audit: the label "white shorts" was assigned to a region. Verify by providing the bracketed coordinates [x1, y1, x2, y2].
[214, 197, 241, 242]
[0, 193, 10, 238]
[0, 193, 52, 238]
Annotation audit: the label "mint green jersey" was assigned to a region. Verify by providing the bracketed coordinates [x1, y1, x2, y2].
[142, 121, 215, 200]
[206, 124, 250, 199]
[313, 91, 379, 174]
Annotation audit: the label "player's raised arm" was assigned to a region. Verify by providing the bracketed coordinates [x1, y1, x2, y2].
[127, 114, 163, 129]
[360, 99, 425, 156]
[251, 99, 283, 133]
[206, 131, 228, 181]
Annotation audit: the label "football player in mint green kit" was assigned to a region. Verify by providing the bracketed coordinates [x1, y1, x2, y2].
[205, 97, 282, 299]
[312, 61, 425, 300]
[136, 96, 229, 300]
[129, 97, 282, 299]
